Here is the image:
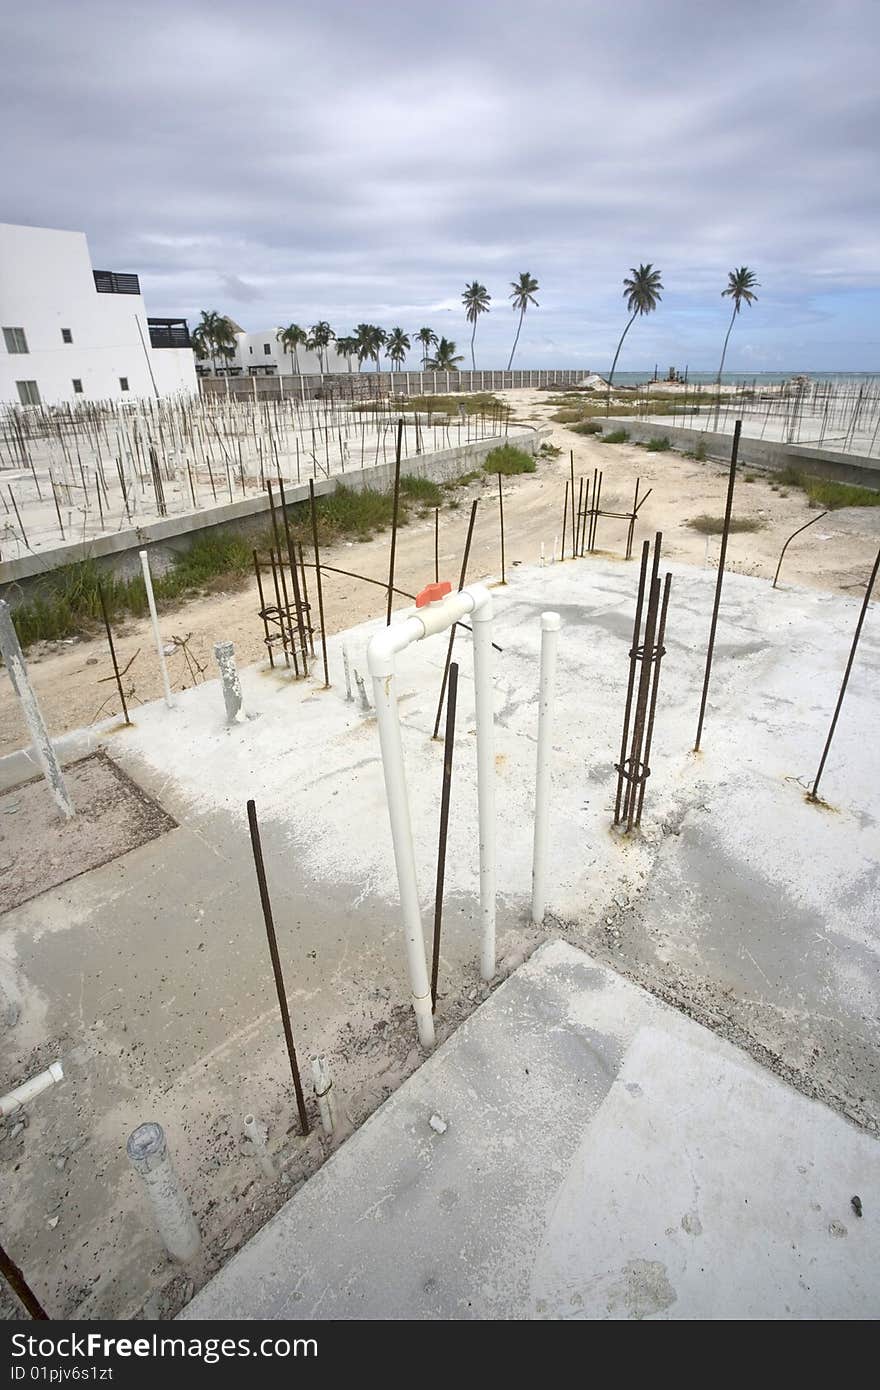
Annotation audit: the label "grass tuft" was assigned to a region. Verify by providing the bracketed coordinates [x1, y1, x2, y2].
[601, 429, 630, 444]
[687, 514, 765, 535]
[483, 445, 537, 475]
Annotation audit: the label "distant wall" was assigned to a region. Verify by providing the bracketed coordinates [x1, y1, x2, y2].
[0, 425, 547, 604]
[200, 368, 590, 401]
[607, 418, 880, 489]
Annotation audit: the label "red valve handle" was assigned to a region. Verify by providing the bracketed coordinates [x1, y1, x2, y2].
[415, 580, 452, 608]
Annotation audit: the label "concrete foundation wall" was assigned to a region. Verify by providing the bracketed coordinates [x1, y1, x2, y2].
[201, 368, 591, 401]
[608, 417, 880, 488]
[0, 426, 546, 603]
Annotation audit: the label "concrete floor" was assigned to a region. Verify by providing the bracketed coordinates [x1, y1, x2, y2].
[1, 553, 878, 1316]
[183, 940, 880, 1320]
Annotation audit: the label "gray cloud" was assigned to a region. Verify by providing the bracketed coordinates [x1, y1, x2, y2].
[2, 0, 879, 369]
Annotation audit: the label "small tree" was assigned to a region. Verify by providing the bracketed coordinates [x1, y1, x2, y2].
[427, 337, 464, 370]
[386, 327, 411, 370]
[416, 327, 438, 369]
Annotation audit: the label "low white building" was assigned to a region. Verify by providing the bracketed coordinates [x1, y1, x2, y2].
[213, 328, 348, 378]
[0, 222, 197, 406]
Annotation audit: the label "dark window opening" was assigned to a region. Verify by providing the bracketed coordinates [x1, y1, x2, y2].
[16, 380, 40, 405]
[93, 270, 140, 295]
[119, 377, 129, 391]
[3, 327, 28, 354]
[263, 342, 271, 354]
[61, 328, 73, 344]
[72, 379, 83, 394]
[147, 317, 191, 349]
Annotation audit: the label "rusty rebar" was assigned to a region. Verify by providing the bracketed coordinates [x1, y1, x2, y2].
[97, 582, 131, 725]
[614, 540, 650, 823]
[432, 497, 479, 739]
[386, 418, 405, 625]
[308, 479, 330, 687]
[634, 570, 672, 826]
[253, 549, 275, 669]
[809, 544, 880, 803]
[498, 471, 506, 583]
[773, 510, 829, 589]
[246, 799, 310, 1136]
[694, 419, 741, 752]
[0, 1239, 48, 1319]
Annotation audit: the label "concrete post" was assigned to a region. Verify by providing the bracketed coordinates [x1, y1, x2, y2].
[126, 1122, 201, 1263]
[0, 600, 74, 820]
[213, 641, 245, 724]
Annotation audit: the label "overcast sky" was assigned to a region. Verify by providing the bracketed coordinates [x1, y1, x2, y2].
[3, 0, 878, 371]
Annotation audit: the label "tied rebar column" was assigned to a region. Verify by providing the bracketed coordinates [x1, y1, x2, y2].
[694, 419, 741, 752]
[613, 533, 671, 832]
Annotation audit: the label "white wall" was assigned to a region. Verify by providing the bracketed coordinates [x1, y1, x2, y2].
[232, 329, 348, 376]
[0, 223, 197, 405]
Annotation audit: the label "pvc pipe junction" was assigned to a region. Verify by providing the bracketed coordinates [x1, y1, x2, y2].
[0, 1061, 64, 1118]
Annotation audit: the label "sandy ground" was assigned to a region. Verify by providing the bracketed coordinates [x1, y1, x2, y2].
[2, 389, 879, 760]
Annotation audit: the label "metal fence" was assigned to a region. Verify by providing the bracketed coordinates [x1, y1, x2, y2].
[199, 368, 590, 401]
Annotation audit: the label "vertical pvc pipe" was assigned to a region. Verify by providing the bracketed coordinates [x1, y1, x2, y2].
[472, 593, 496, 981]
[531, 612, 561, 925]
[0, 601, 74, 820]
[126, 1122, 201, 1263]
[139, 549, 173, 708]
[370, 652, 436, 1050]
[311, 1055, 336, 1137]
[213, 640, 244, 724]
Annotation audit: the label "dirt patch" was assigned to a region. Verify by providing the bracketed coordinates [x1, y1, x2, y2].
[0, 751, 176, 913]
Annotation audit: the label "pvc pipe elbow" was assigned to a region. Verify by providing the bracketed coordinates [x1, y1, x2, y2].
[541, 610, 561, 632]
[367, 616, 424, 679]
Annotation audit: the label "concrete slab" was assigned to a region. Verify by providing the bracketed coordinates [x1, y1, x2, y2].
[182, 940, 880, 1320]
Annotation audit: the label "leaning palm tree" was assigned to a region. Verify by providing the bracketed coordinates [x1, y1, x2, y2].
[462, 282, 491, 370]
[507, 272, 539, 370]
[335, 334, 358, 372]
[427, 337, 464, 371]
[276, 323, 307, 374]
[306, 321, 335, 373]
[416, 326, 438, 369]
[714, 267, 760, 425]
[386, 327, 411, 371]
[606, 264, 663, 414]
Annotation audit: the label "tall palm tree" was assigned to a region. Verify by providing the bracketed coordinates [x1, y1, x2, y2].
[306, 321, 335, 373]
[386, 327, 411, 370]
[335, 334, 358, 372]
[507, 272, 539, 370]
[416, 327, 438, 369]
[195, 309, 237, 374]
[714, 267, 760, 425]
[276, 323, 307, 374]
[427, 337, 463, 371]
[462, 282, 491, 370]
[606, 264, 663, 414]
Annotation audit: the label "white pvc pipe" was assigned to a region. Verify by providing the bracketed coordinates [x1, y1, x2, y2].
[310, 1055, 336, 1137]
[139, 549, 173, 708]
[0, 1061, 64, 1117]
[0, 603, 74, 821]
[243, 1113, 277, 1180]
[126, 1121, 201, 1263]
[367, 583, 495, 1046]
[531, 612, 561, 925]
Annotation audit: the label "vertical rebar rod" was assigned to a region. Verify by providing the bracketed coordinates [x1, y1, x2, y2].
[277, 479, 309, 672]
[561, 480, 569, 561]
[635, 571, 672, 826]
[307, 479, 330, 687]
[253, 550, 275, 669]
[0, 1239, 48, 1319]
[431, 661, 459, 1011]
[297, 542, 315, 656]
[432, 497, 479, 738]
[569, 453, 577, 557]
[386, 418, 405, 625]
[809, 544, 880, 802]
[97, 583, 130, 725]
[434, 507, 440, 583]
[623, 537, 663, 830]
[268, 550, 290, 669]
[246, 799, 310, 1136]
[614, 541, 650, 824]
[266, 482, 300, 675]
[694, 419, 741, 752]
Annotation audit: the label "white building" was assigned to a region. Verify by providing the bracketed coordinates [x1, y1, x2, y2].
[0, 223, 197, 406]
[214, 328, 348, 378]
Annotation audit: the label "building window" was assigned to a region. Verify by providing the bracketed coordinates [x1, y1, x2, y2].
[3, 327, 28, 354]
[263, 342, 271, 355]
[72, 379, 83, 394]
[61, 328, 73, 344]
[249, 345, 253, 355]
[16, 380, 41, 405]
[119, 377, 129, 391]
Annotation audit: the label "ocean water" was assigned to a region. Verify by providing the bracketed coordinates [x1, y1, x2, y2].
[612, 371, 880, 387]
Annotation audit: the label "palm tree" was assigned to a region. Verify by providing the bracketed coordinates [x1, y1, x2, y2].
[386, 327, 411, 371]
[427, 337, 464, 371]
[507, 272, 539, 370]
[462, 282, 491, 370]
[306, 321, 335, 373]
[335, 334, 358, 372]
[714, 267, 760, 425]
[416, 327, 438, 369]
[276, 323, 307, 374]
[195, 310, 237, 374]
[606, 264, 663, 414]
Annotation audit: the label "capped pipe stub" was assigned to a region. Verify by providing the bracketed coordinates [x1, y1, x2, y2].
[416, 581, 452, 608]
[540, 611, 562, 631]
[126, 1121, 167, 1173]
